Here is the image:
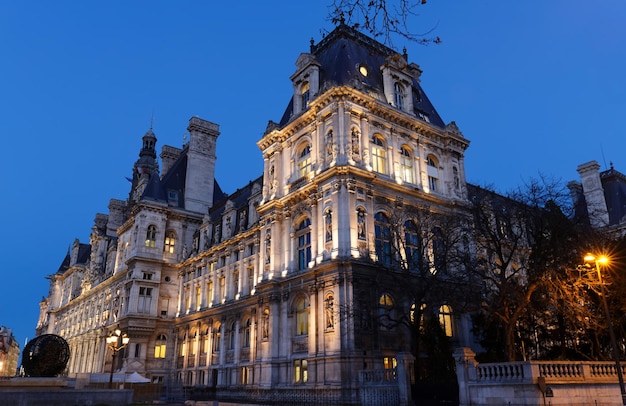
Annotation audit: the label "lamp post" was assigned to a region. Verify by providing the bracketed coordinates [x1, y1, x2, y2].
[106, 327, 129, 389]
[584, 253, 626, 405]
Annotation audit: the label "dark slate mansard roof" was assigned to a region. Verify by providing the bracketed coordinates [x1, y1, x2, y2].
[279, 23, 445, 128]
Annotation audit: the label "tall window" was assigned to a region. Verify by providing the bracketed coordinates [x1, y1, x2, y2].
[439, 305, 453, 337]
[164, 230, 176, 253]
[297, 144, 312, 178]
[145, 225, 157, 248]
[427, 155, 439, 192]
[400, 146, 414, 184]
[243, 318, 251, 348]
[212, 324, 221, 353]
[375, 212, 392, 266]
[233, 271, 239, 297]
[138, 287, 152, 313]
[195, 285, 202, 310]
[295, 296, 309, 336]
[371, 135, 387, 174]
[207, 281, 213, 306]
[394, 82, 405, 110]
[228, 322, 236, 350]
[219, 276, 226, 302]
[154, 334, 167, 358]
[294, 359, 308, 383]
[301, 82, 310, 109]
[404, 220, 420, 271]
[296, 218, 312, 271]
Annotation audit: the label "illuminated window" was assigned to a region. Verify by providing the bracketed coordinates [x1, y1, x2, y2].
[375, 212, 392, 266]
[400, 146, 414, 184]
[301, 82, 310, 109]
[241, 366, 251, 385]
[371, 135, 387, 174]
[294, 359, 308, 383]
[295, 296, 309, 336]
[195, 285, 202, 310]
[297, 144, 312, 178]
[383, 356, 397, 369]
[219, 276, 225, 302]
[164, 231, 176, 253]
[154, 334, 167, 358]
[439, 305, 453, 337]
[394, 82, 405, 110]
[378, 293, 394, 309]
[145, 225, 157, 248]
[296, 218, 312, 271]
[207, 281, 213, 306]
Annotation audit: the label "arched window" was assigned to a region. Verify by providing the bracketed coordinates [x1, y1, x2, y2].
[394, 82, 405, 110]
[400, 146, 414, 184]
[164, 230, 176, 253]
[404, 220, 420, 271]
[154, 334, 167, 358]
[375, 212, 392, 266]
[145, 225, 157, 248]
[296, 218, 312, 271]
[410, 303, 426, 328]
[297, 144, 312, 178]
[378, 293, 394, 328]
[295, 296, 309, 336]
[426, 155, 439, 193]
[301, 81, 310, 109]
[439, 305, 453, 337]
[371, 135, 387, 174]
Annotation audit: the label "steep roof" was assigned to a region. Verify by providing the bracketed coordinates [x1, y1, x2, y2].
[141, 145, 225, 209]
[279, 24, 445, 127]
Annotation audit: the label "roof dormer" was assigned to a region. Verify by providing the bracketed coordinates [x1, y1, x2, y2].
[290, 53, 321, 115]
[381, 54, 420, 114]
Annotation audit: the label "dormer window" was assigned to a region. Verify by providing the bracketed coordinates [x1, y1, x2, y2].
[301, 82, 310, 109]
[394, 82, 405, 110]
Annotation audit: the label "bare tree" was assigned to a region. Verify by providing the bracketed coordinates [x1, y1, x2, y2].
[469, 177, 583, 362]
[328, 0, 441, 47]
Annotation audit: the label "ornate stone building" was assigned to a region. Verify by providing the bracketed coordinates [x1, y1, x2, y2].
[0, 326, 20, 377]
[36, 24, 481, 404]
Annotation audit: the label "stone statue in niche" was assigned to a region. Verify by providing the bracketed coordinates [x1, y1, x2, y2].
[357, 210, 366, 240]
[351, 128, 360, 161]
[265, 229, 271, 264]
[325, 210, 332, 242]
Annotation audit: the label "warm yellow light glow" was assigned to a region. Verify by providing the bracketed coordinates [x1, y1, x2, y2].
[584, 253, 609, 265]
[114, 328, 121, 336]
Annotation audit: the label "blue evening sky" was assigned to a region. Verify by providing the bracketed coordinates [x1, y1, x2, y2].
[2, 1, 625, 351]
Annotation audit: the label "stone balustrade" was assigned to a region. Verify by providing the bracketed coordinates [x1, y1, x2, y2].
[455, 347, 626, 406]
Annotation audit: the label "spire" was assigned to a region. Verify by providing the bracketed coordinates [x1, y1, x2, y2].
[129, 127, 160, 204]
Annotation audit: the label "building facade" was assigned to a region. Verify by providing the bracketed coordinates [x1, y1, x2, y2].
[36, 24, 481, 404]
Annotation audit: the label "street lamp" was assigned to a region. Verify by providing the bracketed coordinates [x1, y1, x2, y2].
[584, 253, 626, 405]
[106, 327, 129, 389]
